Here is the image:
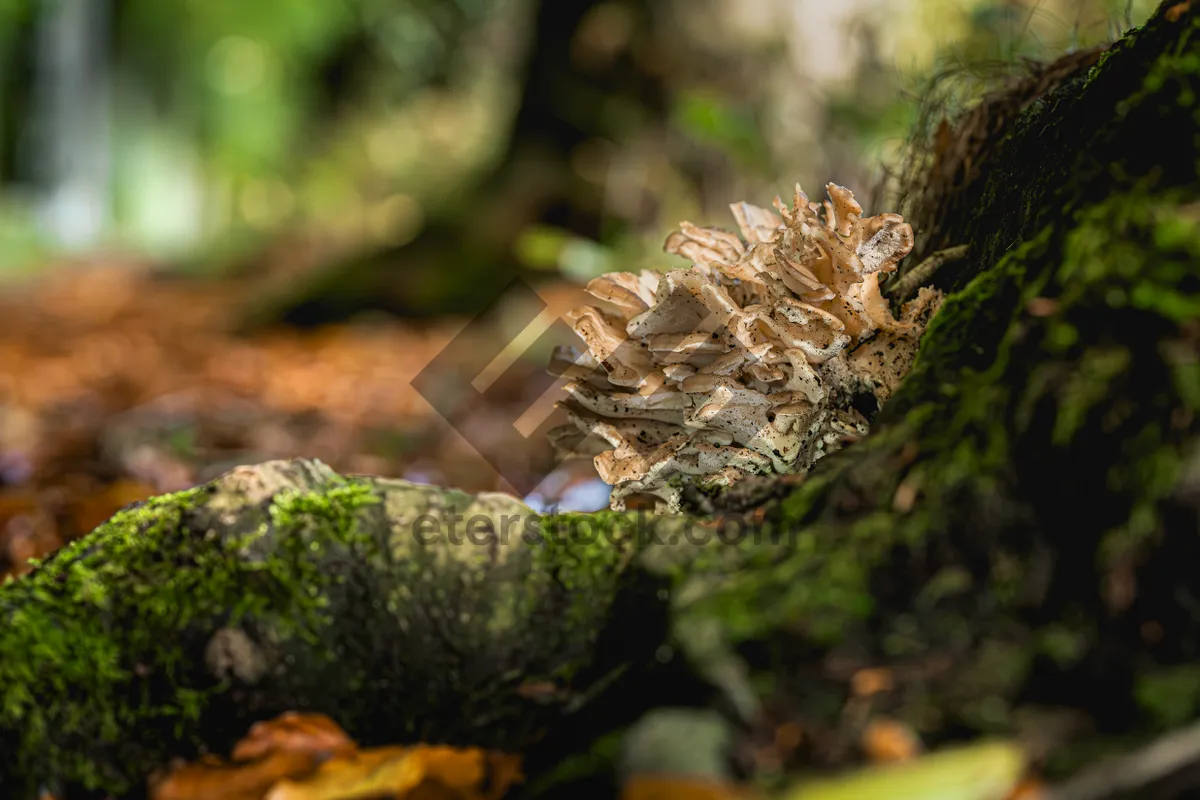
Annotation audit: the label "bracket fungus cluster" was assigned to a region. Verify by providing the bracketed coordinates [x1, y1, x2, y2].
[548, 183, 944, 512]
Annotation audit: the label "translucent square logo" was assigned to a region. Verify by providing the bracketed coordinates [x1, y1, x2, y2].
[410, 276, 761, 498]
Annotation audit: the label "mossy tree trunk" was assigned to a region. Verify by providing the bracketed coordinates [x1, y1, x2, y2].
[2, 3, 1199, 798]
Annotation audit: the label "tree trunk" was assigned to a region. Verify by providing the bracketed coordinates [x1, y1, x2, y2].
[2, 2, 1199, 798]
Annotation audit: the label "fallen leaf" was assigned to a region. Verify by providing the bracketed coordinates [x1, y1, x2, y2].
[862, 717, 922, 763]
[149, 712, 522, 800]
[621, 776, 755, 800]
[850, 668, 894, 698]
[782, 740, 1026, 800]
[151, 750, 321, 800]
[265, 745, 522, 800]
[265, 746, 422, 800]
[232, 712, 358, 763]
[1005, 777, 1047, 800]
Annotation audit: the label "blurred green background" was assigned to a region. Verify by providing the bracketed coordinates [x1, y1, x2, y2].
[0, 0, 1157, 301]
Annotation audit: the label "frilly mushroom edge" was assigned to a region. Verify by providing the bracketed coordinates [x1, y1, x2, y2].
[548, 183, 944, 512]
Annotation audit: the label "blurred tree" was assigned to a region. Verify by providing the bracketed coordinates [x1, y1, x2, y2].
[30, 0, 112, 249]
[250, 0, 678, 327]
[0, 0, 1160, 292]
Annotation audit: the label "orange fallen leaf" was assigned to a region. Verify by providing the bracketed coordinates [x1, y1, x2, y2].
[232, 712, 358, 763]
[415, 746, 522, 800]
[149, 712, 522, 800]
[265, 745, 522, 800]
[151, 750, 321, 800]
[1006, 777, 1048, 800]
[265, 746, 422, 800]
[1166, 0, 1192, 22]
[850, 668, 894, 698]
[861, 718, 922, 764]
[621, 776, 755, 800]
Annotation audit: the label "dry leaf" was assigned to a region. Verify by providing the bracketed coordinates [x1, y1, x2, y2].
[265, 746, 422, 800]
[850, 668, 894, 697]
[265, 745, 522, 800]
[861, 718, 922, 763]
[1005, 777, 1048, 800]
[151, 751, 322, 800]
[621, 776, 755, 800]
[150, 712, 521, 800]
[232, 712, 358, 763]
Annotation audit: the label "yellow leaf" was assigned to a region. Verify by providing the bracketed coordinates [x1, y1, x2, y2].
[781, 740, 1026, 800]
[232, 711, 358, 763]
[150, 750, 322, 800]
[265, 745, 523, 800]
[147, 710, 522, 800]
[266, 746, 423, 800]
[861, 718, 922, 764]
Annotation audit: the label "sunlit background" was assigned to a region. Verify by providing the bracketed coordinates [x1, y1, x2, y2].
[0, 0, 1156, 575]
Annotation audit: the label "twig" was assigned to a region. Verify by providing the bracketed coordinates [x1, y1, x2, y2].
[1045, 719, 1200, 800]
[885, 244, 971, 301]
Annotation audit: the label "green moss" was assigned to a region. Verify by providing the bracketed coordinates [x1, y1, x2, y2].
[1137, 665, 1200, 728]
[915, 567, 974, 609]
[0, 473, 387, 796]
[677, 173, 1200, 745]
[1051, 348, 1132, 445]
[955, 640, 1032, 730]
[1036, 624, 1092, 669]
[260, 481, 382, 631]
[1, 487, 209, 793]
[535, 511, 633, 629]
[904, 225, 1052, 391]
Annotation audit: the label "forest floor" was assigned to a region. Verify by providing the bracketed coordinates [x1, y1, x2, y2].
[0, 260, 604, 584]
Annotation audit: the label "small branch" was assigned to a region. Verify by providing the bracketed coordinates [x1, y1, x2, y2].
[885, 244, 971, 301]
[1045, 720, 1200, 800]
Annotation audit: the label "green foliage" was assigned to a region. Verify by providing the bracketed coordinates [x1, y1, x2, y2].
[673, 90, 771, 173]
[1137, 665, 1200, 728]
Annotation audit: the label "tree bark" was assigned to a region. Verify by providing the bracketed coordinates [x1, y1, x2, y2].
[2, 2, 1199, 798]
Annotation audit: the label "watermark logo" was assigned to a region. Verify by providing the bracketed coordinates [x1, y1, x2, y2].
[410, 506, 780, 547]
[410, 276, 766, 497]
[410, 278, 579, 496]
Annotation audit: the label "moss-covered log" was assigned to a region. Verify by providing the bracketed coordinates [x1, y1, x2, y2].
[0, 460, 683, 796]
[3, 2, 1200, 798]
